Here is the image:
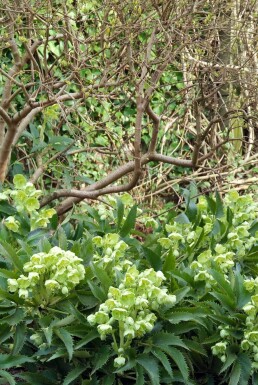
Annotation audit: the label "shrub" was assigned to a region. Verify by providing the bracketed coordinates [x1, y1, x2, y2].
[1, 177, 258, 384]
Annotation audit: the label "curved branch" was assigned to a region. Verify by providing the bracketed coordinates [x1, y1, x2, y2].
[41, 152, 193, 213]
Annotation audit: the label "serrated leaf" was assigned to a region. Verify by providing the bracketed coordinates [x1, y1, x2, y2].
[38, 237, 52, 253]
[238, 353, 252, 385]
[0, 268, 17, 279]
[62, 367, 86, 385]
[0, 369, 16, 385]
[55, 328, 73, 361]
[137, 354, 160, 385]
[119, 205, 137, 237]
[229, 362, 241, 385]
[75, 330, 99, 350]
[175, 213, 190, 225]
[183, 340, 207, 356]
[87, 280, 106, 302]
[209, 269, 235, 301]
[152, 348, 173, 378]
[58, 227, 68, 250]
[142, 246, 162, 271]
[102, 374, 115, 385]
[18, 372, 57, 385]
[90, 263, 112, 293]
[163, 249, 176, 274]
[160, 346, 189, 381]
[151, 332, 188, 349]
[91, 346, 110, 374]
[47, 348, 67, 361]
[50, 315, 75, 328]
[219, 352, 237, 374]
[166, 310, 208, 328]
[173, 286, 190, 303]
[116, 198, 124, 230]
[215, 191, 224, 218]
[12, 323, 26, 355]
[0, 241, 23, 271]
[0, 308, 25, 326]
[136, 365, 145, 385]
[0, 354, 34, 369]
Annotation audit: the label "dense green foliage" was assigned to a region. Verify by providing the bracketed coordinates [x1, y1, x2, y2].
[0, 177, 258, 384]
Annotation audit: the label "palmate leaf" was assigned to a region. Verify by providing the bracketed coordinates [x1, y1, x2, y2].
[55, 328, 73, 361]
[159, 346, 189, 381]
[137, 354, 160, 385]
[0, 370, 16, 385]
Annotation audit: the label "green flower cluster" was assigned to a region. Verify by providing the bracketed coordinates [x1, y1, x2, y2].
[211, 340, 228, 363]
[8, 247, 85, 306]
[92, 233, 132, 273]
[240, 278, 258, 370]
[0, 174, 55, 231]
[87, 266, 176, 367]
[158, 191, 258, 287]
[190, 244, 234, 284]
